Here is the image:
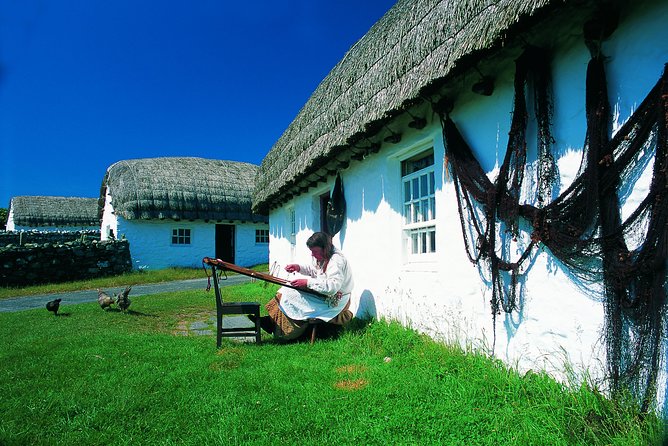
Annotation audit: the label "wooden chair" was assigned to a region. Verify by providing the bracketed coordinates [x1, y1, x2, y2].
[307, 318, 324, 345]
[209, 263, 261, 347]
[307, 301, 353, 344]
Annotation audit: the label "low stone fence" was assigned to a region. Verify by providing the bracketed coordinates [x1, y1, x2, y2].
[0, 238, 132, 287]
[0, 230, 101, 247]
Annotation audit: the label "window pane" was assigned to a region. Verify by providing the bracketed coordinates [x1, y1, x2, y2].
[429, 230, 436, 252]
[429, 171, 435, 194]
[430, 197, 436, 220]
[420, 232, 427, 253]
[404, 181, 411, 202]
[172, 228, 191, 244]
[412, 178, 419, 199]
[413, 201, 419, 223]
[421, 199, 429, 221]
[256, 229, 269, 243]
[412, 233, 418, 254]
[420, 174, 428, 197]
[404, 204, 411, 224]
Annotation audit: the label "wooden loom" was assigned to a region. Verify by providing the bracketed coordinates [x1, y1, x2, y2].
[202, 257, 329, 299]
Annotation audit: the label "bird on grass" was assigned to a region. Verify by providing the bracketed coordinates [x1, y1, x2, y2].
[46, 298, 62, 316]
[116, 286, 132, 312]
[97, 289, 115, 310]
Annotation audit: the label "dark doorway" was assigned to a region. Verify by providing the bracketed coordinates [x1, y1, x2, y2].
[319, 192, 330, 234]
[215, 224, 235, 263]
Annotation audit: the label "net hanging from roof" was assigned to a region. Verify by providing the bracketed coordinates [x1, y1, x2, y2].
[438, 45, 668, 411]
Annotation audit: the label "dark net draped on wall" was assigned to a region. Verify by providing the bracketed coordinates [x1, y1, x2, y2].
[439, 44, 668, 411]
[326, 173, 346, 236]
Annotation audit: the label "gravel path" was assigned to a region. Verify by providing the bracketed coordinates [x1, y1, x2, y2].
[0, 275, 252, 313]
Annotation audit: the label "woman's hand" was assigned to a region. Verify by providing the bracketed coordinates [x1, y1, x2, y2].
[290, 279, 308, 288]
[285, 264, 300, 273]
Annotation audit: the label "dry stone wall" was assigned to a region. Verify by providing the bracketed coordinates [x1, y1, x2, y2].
[0, 232, 131, 286]
[0, 230, 100, 247]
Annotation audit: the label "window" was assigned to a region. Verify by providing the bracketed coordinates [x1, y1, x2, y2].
[172, 228, 191, 245]
[256, 229, 269, 244]
[402, 149, 436, 255]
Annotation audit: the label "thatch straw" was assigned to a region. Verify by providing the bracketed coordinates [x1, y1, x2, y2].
[100, 157, 268, 222]
[10, 196, 99, 227]
[252, 0, 588, 213]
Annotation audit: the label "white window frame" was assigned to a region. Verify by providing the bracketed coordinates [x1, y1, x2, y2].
[255, 228, 269, 244]
[400, 147, 436, 259]
[171, 227, 192, 245]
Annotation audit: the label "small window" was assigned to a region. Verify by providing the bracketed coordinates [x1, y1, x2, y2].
[256, 229, 269, 244]
[172, 228, 191, 245]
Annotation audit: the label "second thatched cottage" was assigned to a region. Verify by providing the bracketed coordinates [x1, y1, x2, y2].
[100, 157, 268, 270]
[253, 0, 668, 418]
[6, 196, 99, 232]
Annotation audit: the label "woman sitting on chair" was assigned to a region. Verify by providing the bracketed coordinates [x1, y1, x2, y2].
[254, 231, 354, 341]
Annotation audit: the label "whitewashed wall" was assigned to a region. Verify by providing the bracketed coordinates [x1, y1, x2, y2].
[114, 219, 268, 270]
[235, 223, 270, 267]
[100, 188, 117, 241]
[268, 0, 668, 403]
[6, 208, 16, 231]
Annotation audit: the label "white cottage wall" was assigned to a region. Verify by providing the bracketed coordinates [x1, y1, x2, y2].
[116, 219, 268, 270]
[100, 188, 117, 241]
[235, 224, 270, 267]
[5, 208, 15, 231]
[268, 0, 667, 403]
[117, 219, 213, 270]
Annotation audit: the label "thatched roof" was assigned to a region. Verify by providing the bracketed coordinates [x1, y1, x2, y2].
[10, 196, 99, 227]
[100, 157, 267, 223]
[252, 0, 600, 213]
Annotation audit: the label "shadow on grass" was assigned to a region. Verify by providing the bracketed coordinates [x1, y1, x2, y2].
[258, 317, 374, 346]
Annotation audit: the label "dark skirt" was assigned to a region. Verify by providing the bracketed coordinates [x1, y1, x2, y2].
[266, 293, 353, 341]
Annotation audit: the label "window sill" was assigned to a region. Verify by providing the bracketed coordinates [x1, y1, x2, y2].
[402, 254, 439, 272]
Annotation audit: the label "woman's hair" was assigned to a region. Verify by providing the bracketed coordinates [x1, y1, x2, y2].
[306, 232, 335, 259]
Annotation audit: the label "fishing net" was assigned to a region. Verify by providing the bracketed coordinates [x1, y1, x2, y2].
[439, 44, 668, 410]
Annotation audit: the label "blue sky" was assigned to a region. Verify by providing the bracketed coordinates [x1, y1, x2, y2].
[0, 0, 396, 208]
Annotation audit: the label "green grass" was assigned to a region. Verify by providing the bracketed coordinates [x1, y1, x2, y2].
[0, 264, 269, 299]
[0, 281, 663, 445]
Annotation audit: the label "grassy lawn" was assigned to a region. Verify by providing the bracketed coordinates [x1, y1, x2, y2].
[0, 280, 663, 445]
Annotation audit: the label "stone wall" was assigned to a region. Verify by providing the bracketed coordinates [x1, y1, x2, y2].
[0, 237, 132, 287]
[0, 230, 101, 247]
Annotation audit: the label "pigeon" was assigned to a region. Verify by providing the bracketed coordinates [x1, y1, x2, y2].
[46, 298, 62, 315]
[116, 286, 132, 312]
[97, 289, 115, 310]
